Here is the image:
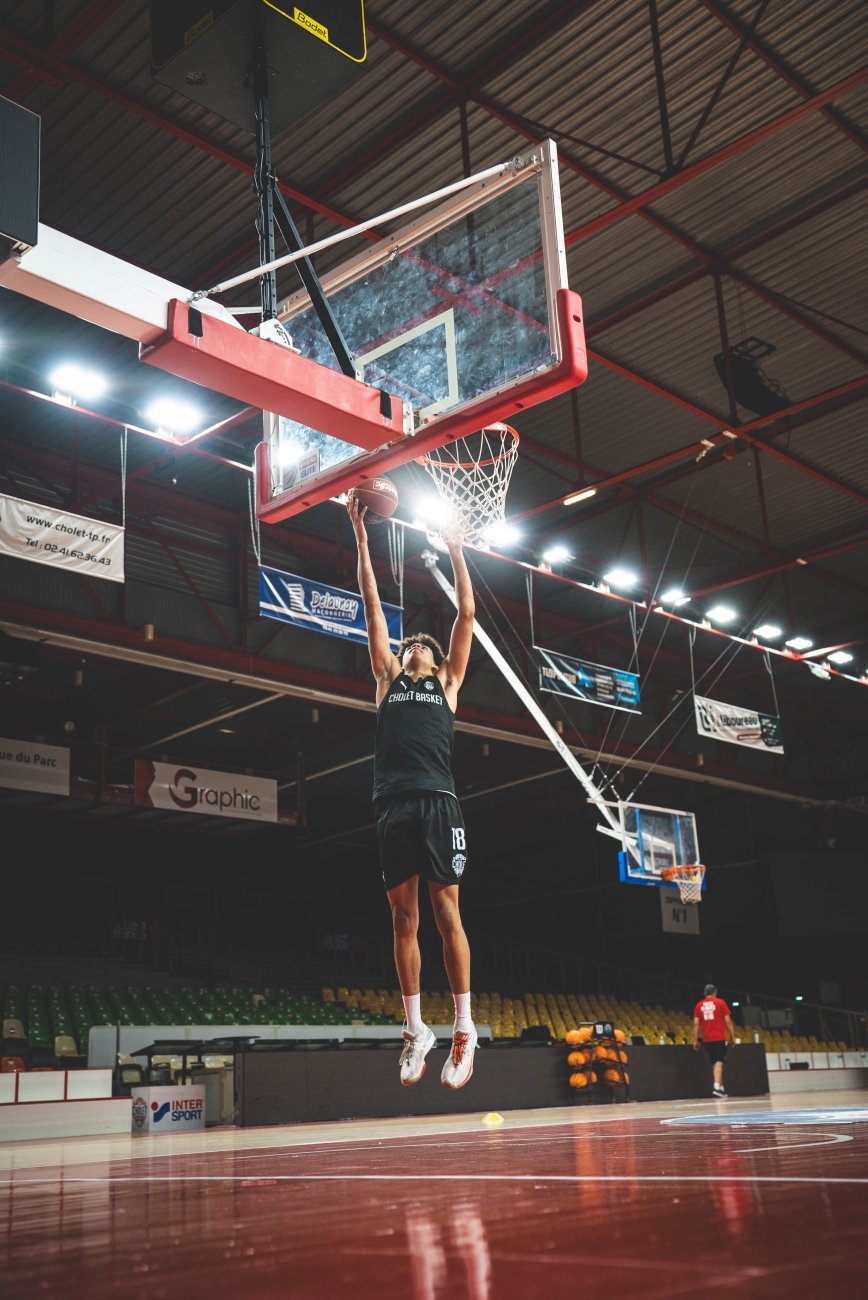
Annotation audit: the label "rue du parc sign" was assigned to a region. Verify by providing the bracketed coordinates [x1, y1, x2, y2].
[134, 761, 277, 823]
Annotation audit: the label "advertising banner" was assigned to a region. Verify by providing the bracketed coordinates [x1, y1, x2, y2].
[259, 564, 402, 649]
[134, 760, 277, 823]
[536, 647, 641, 713]
[131, 1086, 206, 1133]
[0, 736, 70, 796]
[694, 694, 784, 753]
[0, 493, 124, 582]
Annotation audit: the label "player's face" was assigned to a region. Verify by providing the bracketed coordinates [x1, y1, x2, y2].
[402, 642, 436, 672]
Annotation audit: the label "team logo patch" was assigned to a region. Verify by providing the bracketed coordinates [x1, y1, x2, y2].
[425, 680, 434, 689]
[452, 853, 467, 877]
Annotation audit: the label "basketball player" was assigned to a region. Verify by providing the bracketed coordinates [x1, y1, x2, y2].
[693, 983, 736, 1097]
[348, 496, 476, 1089]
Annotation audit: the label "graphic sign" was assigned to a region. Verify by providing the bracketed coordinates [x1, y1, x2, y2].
[259, 565, 403, 650]
[131, 1086, 206, 1133]
[536, 647, 641, 713]
[134, 761, 277, 823]
[0, 493, 124, 582]
[0, 736, 70, 796]
[694, 694, 783, 753]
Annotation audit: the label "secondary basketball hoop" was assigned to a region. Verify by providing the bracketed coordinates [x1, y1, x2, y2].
[661, 864, 706, 904]
[417, 422, 519, 542]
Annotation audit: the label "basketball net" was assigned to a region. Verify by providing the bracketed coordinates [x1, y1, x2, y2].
[417, 422, 519, 542]
[661, 864, 706, 904]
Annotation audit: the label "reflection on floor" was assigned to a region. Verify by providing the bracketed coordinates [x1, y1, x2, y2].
[2, 1091, 867, 1298]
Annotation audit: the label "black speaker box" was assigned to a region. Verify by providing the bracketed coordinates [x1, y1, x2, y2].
[149, 0, 366, 137]
[0, 95, 40, 251]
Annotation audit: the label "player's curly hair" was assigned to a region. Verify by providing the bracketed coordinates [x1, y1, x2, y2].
[398, 632, 445, 666]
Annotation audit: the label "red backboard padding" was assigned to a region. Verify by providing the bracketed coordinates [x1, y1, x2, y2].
[140, 299, 406, 452]
[255, 289, 589, 522]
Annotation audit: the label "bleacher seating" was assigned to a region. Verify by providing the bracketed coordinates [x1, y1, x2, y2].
[1, 982, 849, 1054]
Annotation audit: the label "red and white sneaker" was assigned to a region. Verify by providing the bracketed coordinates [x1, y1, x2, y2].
[400, 1025, 437, 1086]
[441, 1025, 478, 1089]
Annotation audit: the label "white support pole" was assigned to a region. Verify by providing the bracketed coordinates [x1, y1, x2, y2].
[424, 551, 621, 838]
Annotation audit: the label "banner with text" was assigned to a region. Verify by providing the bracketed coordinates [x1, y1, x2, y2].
[0, 493, 124, 582]
[537, 647, 641, 714]
[134, 760, 277, 823]
[694, 694, 784, 753]
[259, 565, 402, 650]
[0, 736, 70, 796]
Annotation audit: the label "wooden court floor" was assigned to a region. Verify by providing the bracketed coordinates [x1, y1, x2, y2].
[2, 1090, 867, 1298]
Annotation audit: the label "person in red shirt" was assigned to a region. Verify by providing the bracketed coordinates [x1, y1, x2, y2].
[693, 983, 737, 1097]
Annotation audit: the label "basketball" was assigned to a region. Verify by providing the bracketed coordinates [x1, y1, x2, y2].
[569, 1071, 597, 1088]
[603, 1069, 629, 1086]
[568, 1049, 590, 1067]
[349, 477, 399, 522]
[614, 1028, 626, 1043]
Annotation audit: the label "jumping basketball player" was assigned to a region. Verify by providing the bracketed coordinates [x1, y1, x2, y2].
[348, 496, 476, 1089]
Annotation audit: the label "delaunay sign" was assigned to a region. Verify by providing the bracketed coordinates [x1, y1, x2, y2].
[134, 761, 278, 823]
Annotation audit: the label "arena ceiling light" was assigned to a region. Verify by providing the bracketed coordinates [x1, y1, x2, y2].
[706, 605, 737, 624]
[603, 568, 637, 589]
[786, 636, 813, 651]
[660, 587, 689, 606]
[827, 651, 853, 665]
[146, 398, 202, 436]
[754, 624, 782, 639]
[563, 487, 596, 505]
[543, 545, 571, 564]
[50, 363, 107, 403]
[484, 521, 521, 546]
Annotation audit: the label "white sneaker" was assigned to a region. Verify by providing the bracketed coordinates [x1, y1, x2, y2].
[441, 1025, 478, 1089]
[713, 1085, 727, 1098]
[400, 1025, 437, 1086]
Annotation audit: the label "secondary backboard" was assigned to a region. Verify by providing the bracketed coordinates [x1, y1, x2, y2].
[256, 138, 588, 522]
[601, 801, 703, 890]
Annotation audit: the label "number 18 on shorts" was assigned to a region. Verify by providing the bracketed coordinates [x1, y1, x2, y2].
[377, 792, 468, 890]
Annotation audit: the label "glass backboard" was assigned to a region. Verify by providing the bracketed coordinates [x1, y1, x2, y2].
[605, 801, 702, 889]
[257, 139, 579, 518]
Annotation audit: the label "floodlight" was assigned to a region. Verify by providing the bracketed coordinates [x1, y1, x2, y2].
[147, 398, 201, 434]
[543, 545, 571, 564]
[785, 636, 813, 651]
[706, 605, 736, 623]
[50, 363, 107, 402]
[754, 624, 782, 639]
[484, 521, 520, 546]
[603, 568, 637, 589]
[563, 487, 596, 505]
[660, 587, 689, 606]
[416, 497, 450, 529]
[828, 651, 853, 665]
[795, 996, 803, 1002]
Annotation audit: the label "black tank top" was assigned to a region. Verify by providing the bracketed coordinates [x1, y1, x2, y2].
[373, 672, 456, 803]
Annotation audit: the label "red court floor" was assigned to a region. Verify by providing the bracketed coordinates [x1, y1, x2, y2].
[2, 1092, 867, 1299]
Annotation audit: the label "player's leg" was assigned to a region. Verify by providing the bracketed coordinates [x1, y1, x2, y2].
[386, 875, 438, 1086]
[713, 1060, 724, 1088]
[429, 882, 476, 1088]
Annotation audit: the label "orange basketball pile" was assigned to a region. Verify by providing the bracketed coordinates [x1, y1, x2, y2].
[566, 1024, 630, 1091]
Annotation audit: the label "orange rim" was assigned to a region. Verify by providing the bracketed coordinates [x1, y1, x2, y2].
[415, 423, 519, 471]
[661, 864, 705, 882]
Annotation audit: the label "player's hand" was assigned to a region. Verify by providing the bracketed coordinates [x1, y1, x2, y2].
[693, 1041, 700, 1051]
[441, 522, 466, 549]
[346, 495, 368, 541]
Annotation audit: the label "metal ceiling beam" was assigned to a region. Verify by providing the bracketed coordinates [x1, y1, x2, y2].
[697, 0, 868, 156]
[1, 0, 126, 99]
[0, 26, 64, 84]
[563, 65, 868, 246]
[0, 24, 372, 236]
[586, 174, 868, 339]
[689, 525, 868, 599]
[0, 602, 835, 806]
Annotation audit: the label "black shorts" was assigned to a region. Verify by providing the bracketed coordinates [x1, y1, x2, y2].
[704, 1039, 728, 1064]
[376, 792, 467, 892]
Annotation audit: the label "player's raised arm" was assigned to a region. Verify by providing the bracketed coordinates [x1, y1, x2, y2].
[441, 533, 475, 693]
[348, 497, 400, 699]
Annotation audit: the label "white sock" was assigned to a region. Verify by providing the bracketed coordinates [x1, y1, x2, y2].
[453, 992, 473, 1034]
[403, 994, 424, 1036]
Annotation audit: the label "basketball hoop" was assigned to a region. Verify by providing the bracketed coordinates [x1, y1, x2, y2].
[661, 864, 706, 904]
[416, 422, 519, 542]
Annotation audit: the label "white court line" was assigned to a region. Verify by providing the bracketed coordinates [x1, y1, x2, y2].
[735, 1132, 853, 1153]
[4, 1173, 868, 1186]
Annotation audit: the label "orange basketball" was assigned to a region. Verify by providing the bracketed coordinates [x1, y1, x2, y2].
[577, 1026, 593, 1043]
[565, 1029, 583, 1045]
[614, 1028, 626, 1043]
[567, 1050, 590, 1067]
[348, 477, 398, 522]
[603, 1069, 629, 1086]
[617, 1049, 628, 1063]
[569, 1071, 597, 1088]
